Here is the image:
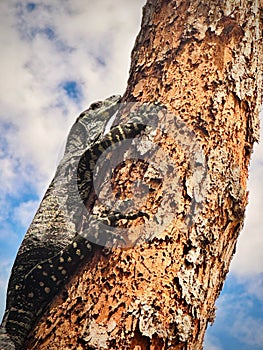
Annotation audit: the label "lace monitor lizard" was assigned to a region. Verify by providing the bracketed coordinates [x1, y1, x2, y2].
[0, 95, 122, 349]
[0, 96, 159, 350]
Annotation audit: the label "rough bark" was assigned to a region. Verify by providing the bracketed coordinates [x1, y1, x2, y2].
[26, 1, 262, 349]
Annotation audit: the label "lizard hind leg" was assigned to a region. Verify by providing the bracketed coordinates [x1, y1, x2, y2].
[23, 235, 94, 304]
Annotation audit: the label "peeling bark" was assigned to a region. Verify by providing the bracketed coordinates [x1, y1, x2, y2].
[26, 1, 262, 349]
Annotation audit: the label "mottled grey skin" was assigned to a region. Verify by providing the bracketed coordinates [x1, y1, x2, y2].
[0, 95, 121, 350]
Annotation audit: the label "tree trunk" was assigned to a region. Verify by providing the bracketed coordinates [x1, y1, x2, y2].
[26, 1, 262, 349]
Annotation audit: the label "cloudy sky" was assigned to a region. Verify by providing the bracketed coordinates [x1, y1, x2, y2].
[0, 1, 262, 349]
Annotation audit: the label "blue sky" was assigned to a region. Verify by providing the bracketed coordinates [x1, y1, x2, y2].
[0, 1, 262, 349]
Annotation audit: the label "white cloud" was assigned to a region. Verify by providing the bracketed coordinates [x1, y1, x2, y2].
[239, 274, 263, 303]
[203, 334, 223, 350]
[3, 0, 144, 180]
[230, 115, 263, 277]
[205, 283, 263, 349]
[0, 0, 145, 198]
[232, 316, 263, 347]
[0, 222, 20, 247]
[14, 200, 39, 228]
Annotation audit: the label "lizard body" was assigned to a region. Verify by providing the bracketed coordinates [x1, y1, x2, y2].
[0, 96, 155, 350]
[0, 95, 121, 350]
[0, 99, 160, 350]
